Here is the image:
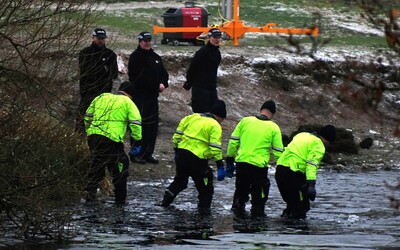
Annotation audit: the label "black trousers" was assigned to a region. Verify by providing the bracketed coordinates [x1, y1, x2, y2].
[132, 95, 158, 158]
[232, 162, 270, 214]
[191, 86, 218, 113]
[75, 95, 95, 134]
[166, 149, 214, 208]
[86, 135, 129, 204]
[275, 165, 310, 218]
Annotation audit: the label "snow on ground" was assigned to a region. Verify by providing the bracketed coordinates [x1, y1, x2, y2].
[262, 2, 384, 36]
[99, 1, 185, 11]
[222, 45, 386, 65]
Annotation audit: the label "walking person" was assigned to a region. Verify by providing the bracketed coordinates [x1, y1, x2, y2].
[275, 125, 336, 219]
[184, 28, 222, 113]
[84, 82, 142, 205]
[226, 100, 284, 217]
[126, 31, 169, 164]
[76, 28, 118, 134]
[160, 100, 228, 215]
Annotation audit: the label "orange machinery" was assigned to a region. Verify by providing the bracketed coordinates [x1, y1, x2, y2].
[153, 0, 318, 46]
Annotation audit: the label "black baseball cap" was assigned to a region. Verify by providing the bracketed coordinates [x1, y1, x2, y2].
[92, 28, 107, 38]
[138, 31, 152, 41]
[208, 28, 222, 38]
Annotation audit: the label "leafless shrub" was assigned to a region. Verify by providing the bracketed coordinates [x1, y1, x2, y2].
[279, 0, 400, 212]
[279, 0, 400, 133]
[0, 0, 100, 240]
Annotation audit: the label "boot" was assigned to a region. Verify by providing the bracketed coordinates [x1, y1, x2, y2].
[198, 207, 211, 216]
[231, 199, 246, 217]
[85, 191, 97, 203]
[251, 205, 266, 218]
[281, 208, 290, 218]
[161, 189, 175, 207]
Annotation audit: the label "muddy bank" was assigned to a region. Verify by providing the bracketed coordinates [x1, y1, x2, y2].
[122, 49, 400, 176]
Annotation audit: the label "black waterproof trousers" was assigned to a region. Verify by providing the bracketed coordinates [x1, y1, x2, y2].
[166, 149, 214, 208]
[132, 94, 158, 159]
[191, 86, 218, 113]
[232, 162, 270, 216]
[275, 165, 310, 218]
[86, 135, 130, 204]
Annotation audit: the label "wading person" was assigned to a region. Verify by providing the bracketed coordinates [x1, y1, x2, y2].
[160, 100, 227, 215]
[275, 125, 336, 219]
[184, 28, 222, 113]
[84, 82, 142, 205]
[76, 28, 118, 134]
[226, 100, 284, 217]
[126, 31, 169, 164]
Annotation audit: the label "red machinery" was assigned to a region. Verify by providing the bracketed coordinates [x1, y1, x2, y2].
[160, 2, 209, 46]
[154, 0, 318, 46]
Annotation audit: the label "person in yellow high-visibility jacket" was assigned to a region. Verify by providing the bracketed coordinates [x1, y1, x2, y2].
[226, 100, 284, 217]
[84, 82, 142, 205]
[160, 100, 227, 214]
[275, 125, 336, 219]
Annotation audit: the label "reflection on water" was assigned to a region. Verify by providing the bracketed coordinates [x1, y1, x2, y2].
[2, 170, 400, 249]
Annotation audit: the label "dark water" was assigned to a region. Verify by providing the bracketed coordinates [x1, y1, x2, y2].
[3, 169, 400, 249]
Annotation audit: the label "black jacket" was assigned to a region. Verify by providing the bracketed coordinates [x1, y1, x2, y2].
[186, 42, 221, 90]
[79, 42, 118, 98]
[127, 46, 169, 98]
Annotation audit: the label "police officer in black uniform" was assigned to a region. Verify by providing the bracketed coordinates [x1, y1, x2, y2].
[184, 28, 222, 113]
[125, 31, 169, 164]
[76, 28, 118, 134]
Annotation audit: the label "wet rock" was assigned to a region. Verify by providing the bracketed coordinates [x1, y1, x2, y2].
[360, 137, 374, 149]
[289, 124, 359, 154]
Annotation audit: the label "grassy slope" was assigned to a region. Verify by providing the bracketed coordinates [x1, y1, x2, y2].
[97, 0, 390, 48]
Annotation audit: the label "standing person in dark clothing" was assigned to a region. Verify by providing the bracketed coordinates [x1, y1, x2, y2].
[160, 100, 227, 215]
[275, 125, 336, 219]
[125, 31, 169, 164]
[184, 28, 222, 113]
[76, 28, 118, 134]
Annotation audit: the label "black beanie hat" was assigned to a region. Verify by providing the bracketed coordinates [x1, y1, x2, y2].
[211, 100, 227, 118]
[318, 125, 336, 144]
[260, 100, 276, 114]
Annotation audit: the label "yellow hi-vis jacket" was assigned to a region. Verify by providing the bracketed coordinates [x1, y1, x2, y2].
[173, 113, 223, 162]
[85, 93, 142, 143]
[227, 115, 284, 168]
[277, 132, 326, 181]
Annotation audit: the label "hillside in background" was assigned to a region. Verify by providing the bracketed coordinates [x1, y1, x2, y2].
[95, 1, 400, 171]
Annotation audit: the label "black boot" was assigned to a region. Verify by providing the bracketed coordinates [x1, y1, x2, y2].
[161, 189, 175, 207]
[231, 199, 246, 217]
[86, 193, 96, 203]
[251, 205, 265, 218]
[198, 207, 211, 216]
[281, 208, 290, 218]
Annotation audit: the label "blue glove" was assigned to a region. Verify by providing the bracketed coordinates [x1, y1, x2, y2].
[217, 166, 226, 181]
[226, 163, 235, 178]
[129, 146, 141, 157]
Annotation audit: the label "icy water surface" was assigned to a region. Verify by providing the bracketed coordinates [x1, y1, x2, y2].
[4, 170, 400, 249]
